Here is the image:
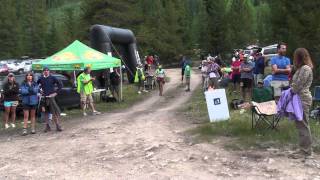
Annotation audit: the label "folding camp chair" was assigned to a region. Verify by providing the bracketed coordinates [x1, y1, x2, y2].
[251, 86, 281, 130]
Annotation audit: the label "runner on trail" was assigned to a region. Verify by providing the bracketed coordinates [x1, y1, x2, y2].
[155, 65, 166, 96]
[180, 55, 187, 83]
[184, 63, 191, 91]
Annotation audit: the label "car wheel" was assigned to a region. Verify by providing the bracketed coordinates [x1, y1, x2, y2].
[18, 69, 24, 74]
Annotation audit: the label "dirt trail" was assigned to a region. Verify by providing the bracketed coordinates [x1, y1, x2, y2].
[0, 69, 319, 180]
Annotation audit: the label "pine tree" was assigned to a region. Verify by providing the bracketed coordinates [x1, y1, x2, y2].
[81, 0, 140, 30]
[62, 7, 80, 44]
[18, 0, 48, 57]
[0, 0, 22, 59]
[46, 20, 62, 55]
[226, 0, 255, 49]
[204, 0, 228, 54]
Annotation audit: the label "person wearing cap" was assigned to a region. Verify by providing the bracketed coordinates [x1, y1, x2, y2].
[77, 66, 101, 116]
[253, 52, 265, 86]
[134, 63, 146, 94]
[37, 67, 63, 132]
[2, 73, 19, 129]
[155, 65, 166, 96]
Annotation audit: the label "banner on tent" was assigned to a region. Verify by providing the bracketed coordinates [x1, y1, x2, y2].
[205, 89, 230, 122]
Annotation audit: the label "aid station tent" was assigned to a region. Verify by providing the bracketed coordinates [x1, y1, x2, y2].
[32, 40, 123, 100]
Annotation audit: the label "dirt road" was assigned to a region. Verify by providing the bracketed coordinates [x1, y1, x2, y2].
[0, 69, 319, 179]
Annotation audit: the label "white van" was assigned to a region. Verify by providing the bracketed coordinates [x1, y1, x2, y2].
[261, 44, 278, 65]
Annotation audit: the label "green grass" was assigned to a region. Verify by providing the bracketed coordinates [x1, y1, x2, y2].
[184, 85, 320, 153]
[63, 84, 150, 117]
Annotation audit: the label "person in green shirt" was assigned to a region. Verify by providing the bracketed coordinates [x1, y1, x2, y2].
[77, 66, 101, 116]
[155, 65, 166, 96]
[184, 64, 191, 91]
[134, 64, 146, 94]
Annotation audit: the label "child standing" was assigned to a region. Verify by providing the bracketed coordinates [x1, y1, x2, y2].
[185, 64, 191, 91]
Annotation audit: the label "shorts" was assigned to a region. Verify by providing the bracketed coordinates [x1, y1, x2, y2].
[271, 80, 289, 97]
[253, 74, 264, 85]
[40, 97, 60, 115]
[182, 68, 185, 76]
[23, 105, 37, 110]
[240, 78, 253, 88]
[4, 101, 18, 107]
[157, 77, 165, 84]
[208, 77, 219, 88]
[185, 76, 190, 84]
[233, 74, 241, 84]
[80, 92, 93, 104]
[110, 85, 119, 93]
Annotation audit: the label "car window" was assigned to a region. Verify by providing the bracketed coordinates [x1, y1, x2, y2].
[61, 80, 73, 88]
[264, 48, 277, 55]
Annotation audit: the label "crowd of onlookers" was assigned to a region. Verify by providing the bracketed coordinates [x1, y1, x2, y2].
[198, 43, 293, 102]
[1, 66, 104, 135]
[0, 46, 317, 159]
[199, 43, 316, 159]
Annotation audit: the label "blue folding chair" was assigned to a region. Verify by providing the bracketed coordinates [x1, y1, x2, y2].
[313, 86, 320, 108]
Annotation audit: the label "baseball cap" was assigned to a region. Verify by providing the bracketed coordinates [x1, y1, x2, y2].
[257, 79, 263, 84]
[8, 73, 14, 77]
[43, 66, 50, 71]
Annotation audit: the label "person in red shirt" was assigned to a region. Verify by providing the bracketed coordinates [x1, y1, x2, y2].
[146, 55, 154, 72]
[239, 50, 244, 62]
[231, 57, 241, 93]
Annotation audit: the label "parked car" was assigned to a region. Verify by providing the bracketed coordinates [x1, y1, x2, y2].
[261, 44, 278, 65]
[20, 60, 33, 73]
[6, 60, 26, 74]
[244, 48, 260, 57]
[0, 64, 9, 76]
[0, 73, 80, 112]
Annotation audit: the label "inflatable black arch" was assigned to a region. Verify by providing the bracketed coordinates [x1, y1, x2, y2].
[90, 25, 141, 82]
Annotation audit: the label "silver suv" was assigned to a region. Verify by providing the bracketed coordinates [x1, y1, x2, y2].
[261, 44, 278, 65]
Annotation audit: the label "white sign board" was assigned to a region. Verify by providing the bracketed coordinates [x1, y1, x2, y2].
[205, 89, 230, 122]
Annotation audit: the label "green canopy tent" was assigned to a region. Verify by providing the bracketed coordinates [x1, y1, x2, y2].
[32, 40, 123, 100]
[32, 40, 121, 70]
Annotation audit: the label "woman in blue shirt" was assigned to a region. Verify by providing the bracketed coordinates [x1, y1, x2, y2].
[20, 73, 39, 135]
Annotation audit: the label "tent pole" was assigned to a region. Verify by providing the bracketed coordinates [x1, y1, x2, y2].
[120, 66, 123, 102]
[73, 70, 76, 86]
